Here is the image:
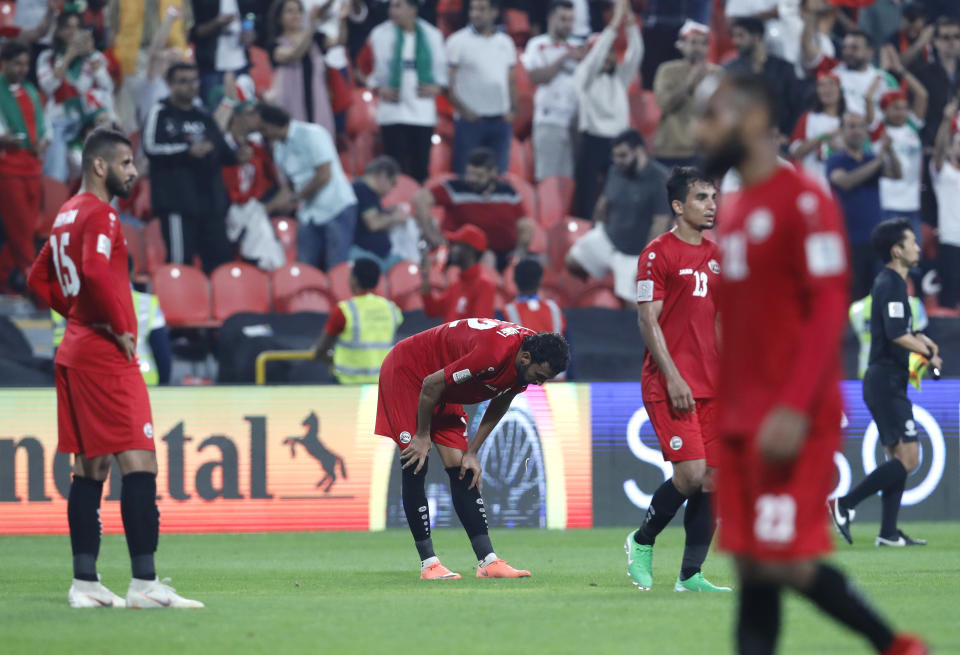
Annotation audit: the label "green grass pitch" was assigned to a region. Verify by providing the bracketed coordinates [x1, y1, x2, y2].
[2, 523, 957, 654]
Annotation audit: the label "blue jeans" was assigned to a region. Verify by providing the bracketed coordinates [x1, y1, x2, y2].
[297, 204, 358, 271]
[453, 117, 512, 174]
[882, 209, 922, 248]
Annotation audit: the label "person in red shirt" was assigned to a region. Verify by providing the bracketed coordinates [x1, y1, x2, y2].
[625, 166, 729, 593]
[421, 224, 496, 322]
[696, 74, 925, 655]
[375, 319, 569, 580]
[0, 42, 49, 293]
[27, 128, 203, 610]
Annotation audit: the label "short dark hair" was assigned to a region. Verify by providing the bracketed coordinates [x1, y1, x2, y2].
[257, 102, 291, 127]
[902, 4, 926, 22]
[471, 0, 502, 9]
[398, 0, 420, 8]
[845, 29, 874, 48]
[935, 16, 960, 38]
[365, 155, 400, 178]
[466, 147, 497, 170]
[166, 62, 197, 83]
[548, 0, 574, 15]
[731, 17, 765, 37]
[612, 128, 644, 150]
[0, 41, 29, 61]
[513, 258, 543, 292]
[351, 258, 382, 290]
[724, 73, 779, 129]
[871, 217, 914, 263]
[666, 166, 713, 210]
[521, 332, 570, 374]
[81, 128, 132, 174]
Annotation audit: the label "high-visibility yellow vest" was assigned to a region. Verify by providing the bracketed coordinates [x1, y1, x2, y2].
[849, 294, 926, 379]
[51, 290, 165, 386]
[333, 293, 402, 384]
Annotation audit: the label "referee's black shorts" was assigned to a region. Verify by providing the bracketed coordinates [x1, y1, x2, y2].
[863, 366, 918, 448]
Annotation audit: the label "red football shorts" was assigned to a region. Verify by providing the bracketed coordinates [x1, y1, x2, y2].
[714, 427, 837, 561]
[375, 350, 469, 451]
[56, 364, 156, 459]
[645, 398, 719, 467]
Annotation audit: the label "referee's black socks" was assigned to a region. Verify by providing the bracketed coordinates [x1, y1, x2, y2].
[840, 459, 908, 537]
[68, 475, 104, 582]
[799, 563, 894, 652]
[120, 472, 158, 581]
[633, 478, 686, 546]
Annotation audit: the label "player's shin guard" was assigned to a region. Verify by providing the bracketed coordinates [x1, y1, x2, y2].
[445, 467, 492, 561]
[68, 475, 104, 582]
[737, 583, 781, 655]
[120, 472, 158, 581]
[799, 563, 894, 652]
[635, 478, 687, 546]
[401, 459, 435, 560]
[680, 490, 714, 581]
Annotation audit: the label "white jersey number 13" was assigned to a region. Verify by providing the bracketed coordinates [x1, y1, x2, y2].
[692, 271, 708, 297]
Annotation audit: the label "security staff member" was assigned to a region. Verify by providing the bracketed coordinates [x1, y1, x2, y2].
[313, 257, 402, 384]
[829, 218, 943, 548]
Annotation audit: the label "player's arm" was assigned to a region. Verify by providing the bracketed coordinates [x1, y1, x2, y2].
[459, 390, 518, 490]
[400, 369, 447, 474]
[27, 240, 70, 316]
[82, 216, 134, 359]
[828, 154, 884, 190]
[313, 304, 346, 363]
[637, 299, 694, 412]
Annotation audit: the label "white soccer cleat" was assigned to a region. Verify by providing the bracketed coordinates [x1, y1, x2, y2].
[68, 578, 126, 608]
[126, 577, 205, 609]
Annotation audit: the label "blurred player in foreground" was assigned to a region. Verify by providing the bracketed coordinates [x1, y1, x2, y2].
[696, 75, 926, 655]
[28, 129, 203, 609]
[375, 319, 569, 579]
[626, 166, 729, 592]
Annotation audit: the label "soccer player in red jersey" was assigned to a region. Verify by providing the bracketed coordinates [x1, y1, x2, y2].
[625, 166, 730, 593]
[27, 129, 202, 610]
[696, 74, 926, 655]
[375, 319, 569, 579]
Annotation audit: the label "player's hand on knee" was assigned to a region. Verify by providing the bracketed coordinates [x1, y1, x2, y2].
[400, 432, 431, 474]
[756, 406, 809, 464]
[459, 451, 483, 491]
[667, 375, 695, 413]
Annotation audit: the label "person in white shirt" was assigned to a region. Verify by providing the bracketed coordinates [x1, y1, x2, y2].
[258, 103, 359, 272]
[572, 0, 643, 219]
[366, 0, 447, 183]
[522, 0, 586, 181]
[930, 99, 960, 311]
[789, 71, 844, 189]
[446, 0, 517, 175]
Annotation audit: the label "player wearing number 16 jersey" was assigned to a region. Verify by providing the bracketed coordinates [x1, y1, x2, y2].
[27, 129, 202, 610]
[626, 167, 729, 593]
[375, 319, 569, 580]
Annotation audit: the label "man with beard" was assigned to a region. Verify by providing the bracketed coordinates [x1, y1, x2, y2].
[420, 224, 496, 322]
[413, 147, 533, 271]
[696, 73, 926, 655]
[27, 129, 203, 609]
[375, 318, 569, 579]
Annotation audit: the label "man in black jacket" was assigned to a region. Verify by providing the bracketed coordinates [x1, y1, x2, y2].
[143, 62, 237, 273]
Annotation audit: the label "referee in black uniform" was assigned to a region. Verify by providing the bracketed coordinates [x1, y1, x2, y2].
[828, 218, 942, 547]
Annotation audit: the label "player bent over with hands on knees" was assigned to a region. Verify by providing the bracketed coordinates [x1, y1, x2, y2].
[27, 128, 203, 609]
[626, 166, 729, 593]
[374, 319, 569, 579]
[695, 74, 927, 655]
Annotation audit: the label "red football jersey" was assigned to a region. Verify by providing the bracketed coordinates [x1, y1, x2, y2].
[715, 166, 849, 438]
[637, 231, 721, 402]
[27, 192, 137, 373]
[391, 318, 535, 405]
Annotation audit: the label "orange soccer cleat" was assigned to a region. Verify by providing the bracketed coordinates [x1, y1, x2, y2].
[476, 559, 532, 578]
[420, 561, 461, 580]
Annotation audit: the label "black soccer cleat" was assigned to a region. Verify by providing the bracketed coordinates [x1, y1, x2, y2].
[827, 498, 854, 545]
[876, 530, 927, 547]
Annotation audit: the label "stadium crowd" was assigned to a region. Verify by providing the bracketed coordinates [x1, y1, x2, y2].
[1, 0, 959, 345]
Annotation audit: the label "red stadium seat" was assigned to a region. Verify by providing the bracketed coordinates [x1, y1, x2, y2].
[508, 138, 534, 183]
[504, 10, 531, 48]
[513, 93, 533, 140]
[210, 262, 271, 321]
[131, 178, 152, 220]
[153, 265, 214, 326]
[248, 46, 274, 95]
[502, 172, 536, 219]
[271, 262, 328, 312]
[270, 216, 297, 265]
[547, 217, 591, 272]
[346, 88, 378, 137]
[387, 261, 424, 303]
[142, 219, 167, 274]
[629, 83, 662, 147]
[0, 2, 15, 28]
[382, 173, 420, 207]
[121, 222, 145, 275]
[36, 177, 71, 238]
[577, 286, 623, 309]
[527, 220, 546, 254]
[286, 288, 333, 313]
[351, 131, 378, 177]
[536, 176, 574, 228]
[328, 261, 387, 302]
[429, 139, 452, 178]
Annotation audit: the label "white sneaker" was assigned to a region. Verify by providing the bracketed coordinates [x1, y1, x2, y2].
[126, 577, 205, 609]
[68, 578, 126, 608]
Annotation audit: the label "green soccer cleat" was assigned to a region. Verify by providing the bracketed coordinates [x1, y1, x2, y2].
[673, 572, 732, 593]
[625, 530, 653, 590]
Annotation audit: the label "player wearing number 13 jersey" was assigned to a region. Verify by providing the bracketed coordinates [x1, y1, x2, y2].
[27, 129, 202, 611]
[698, 75, 925, 655]
[375, 319, 569, 580]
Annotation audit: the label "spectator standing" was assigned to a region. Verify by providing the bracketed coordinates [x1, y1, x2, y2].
[446, 0, 517, 175]
[135, 5, 185, 130]
[413, 147, 532, 271]
[725, 0, 800, 65]
[367, 0, 447, 183]
[930, 99, 960, 311]
[0, 42, 48, 294]
[913, 17, 960, 148]
[789, 71, 844, 189]
[503, 259, 566, 335]
[572, 0, 643, 221]
[267, 0, 336, 136]
[258, 102, 358, 271]
[652, 20, 720, 170]
[143, 63, 238, 273]
[827, 112, 903, 300]
[352, 155, 410, 270]
[887, 4, 934, 68]
[859, 0, 905, 48]
[420, 224, 496, 322]
[522, 0, 585, 182]
[36, 11, 115, 183]
[566, 129, 671, 303]
[189, 0, 257, 108]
